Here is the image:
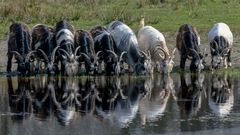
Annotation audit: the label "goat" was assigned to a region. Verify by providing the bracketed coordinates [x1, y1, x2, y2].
[176, 24, 206, 72]
[90, 26, 126, 75]
[208, 23, 233, 69]
[55, 20, 80, 76]
[31, 24, 59, 75]
[138, 18, 176, 74]
[74, 29, 97, 75]
[7, 20, 33, 75]
[107, 21, 148, 75]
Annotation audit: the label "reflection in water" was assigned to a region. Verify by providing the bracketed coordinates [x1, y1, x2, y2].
[208, 73, 234, 117]
[4, 72, 239, 134]
[96, 77, 144, 128]
[7, 77, 33, 120]
[139, 75, 172, 125]
[51, 77, 81, 125]
[173, 73, 205, 117]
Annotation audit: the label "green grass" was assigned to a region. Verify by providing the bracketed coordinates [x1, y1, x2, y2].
[0, 0, 240, 42]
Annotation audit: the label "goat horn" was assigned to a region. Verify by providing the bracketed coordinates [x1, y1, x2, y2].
[156, 47, 167, 59]
[171, 48, 176, 59]
[119, 51, 127, 62]
[74, 46, 81, 57]
[80, 53, 91, 61]
[189, 48, 200, 60]
[94, 51, 102, 63]
[140, 51, 149, 59]
[37, 49, 49, 63]
[221, 47, 230, 56]
[11, 51, 24, 61]
[147, 50, 151, 59]
[25, 50, 37, 62]
[213, 40, 220, 55]
[106, 50, 118, 59]
[96, 51, 102, 58]
[58, 48, 71, 59]
[50, 46, 60, 64]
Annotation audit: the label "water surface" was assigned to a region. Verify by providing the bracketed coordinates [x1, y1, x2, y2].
[0, 71, 240, 135]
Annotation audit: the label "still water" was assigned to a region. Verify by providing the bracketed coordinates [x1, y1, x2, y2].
[0, 72, 240, 135]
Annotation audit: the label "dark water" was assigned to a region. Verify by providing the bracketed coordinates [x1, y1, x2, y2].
[0, 72, 240, 135]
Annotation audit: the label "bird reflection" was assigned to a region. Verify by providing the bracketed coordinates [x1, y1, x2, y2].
[139, 75, 172, 125]
[7, 77, 33, 121]
[208, 72, 234, 117]
[173, 73, 205, 117]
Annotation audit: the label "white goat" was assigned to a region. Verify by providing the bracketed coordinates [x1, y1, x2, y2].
[208, 23, 233, 69]
[138, 18, 176, 74]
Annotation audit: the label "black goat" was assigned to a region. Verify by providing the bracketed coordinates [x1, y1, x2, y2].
[7, 21, 32, 75]
[90, 26, 126, 75]
[176, 24, 206, 72]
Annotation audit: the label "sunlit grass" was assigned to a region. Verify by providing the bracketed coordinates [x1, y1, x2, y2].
[0, 0, 240, 42]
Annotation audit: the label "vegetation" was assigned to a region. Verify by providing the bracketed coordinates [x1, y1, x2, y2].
[0, 0, 240, 43]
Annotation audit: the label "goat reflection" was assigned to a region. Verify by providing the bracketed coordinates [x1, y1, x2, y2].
[139, 75, 173, 125]
[95, 77, 144, 128]
[32, 76, 57, 120]
[7, 77, 33, 120]
[173, 73, 205, 117]
[208, 73, 234, 117]
[50, 77, 81, 125]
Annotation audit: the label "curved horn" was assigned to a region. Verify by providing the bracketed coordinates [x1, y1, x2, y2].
[37, 49, 49, 63]
[11, 51, 24, 61]
[96, 51, 102, 58]
[221, 47, 230, 56]
[106, 50, 118, 59]
[171, 48, 176, 59]
[58, 48, 71, 59]
[147, 50, 151, 59]
[94, 51, 102, 63]
[119, 51, 127, 62]
[50, 46, 60, 64]
[140, 51, 149, 59]
[25, 50, 37, 62]
[189, 48, 200, 60]
[80, 53, 91, 61]
[155, 46, 167, 59]
[74, 46, 81, 57]
[213, 40, 220, 55]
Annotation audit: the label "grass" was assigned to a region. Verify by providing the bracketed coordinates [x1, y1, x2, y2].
[0, 0, 240, 43]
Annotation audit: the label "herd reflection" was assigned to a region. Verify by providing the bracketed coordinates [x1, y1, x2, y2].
[6, 72, 235, 127]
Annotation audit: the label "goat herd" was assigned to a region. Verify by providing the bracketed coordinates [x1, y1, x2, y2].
[6, 18, 233, 76]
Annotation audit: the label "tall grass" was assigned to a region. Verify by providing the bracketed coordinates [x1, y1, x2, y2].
[0, 0, 239, 40]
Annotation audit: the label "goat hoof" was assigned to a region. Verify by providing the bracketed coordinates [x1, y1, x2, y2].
[228, 62, 232, 67]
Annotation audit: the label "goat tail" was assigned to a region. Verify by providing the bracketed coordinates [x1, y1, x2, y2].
[139, 16, 145, 28]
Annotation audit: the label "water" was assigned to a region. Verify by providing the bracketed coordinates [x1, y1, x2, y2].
[0, 72, 240, 135]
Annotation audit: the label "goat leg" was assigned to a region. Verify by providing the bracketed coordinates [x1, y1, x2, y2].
[227, 50, 232, 67]
[7, 52, 13, 73]
[180, 55, 187, 71]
